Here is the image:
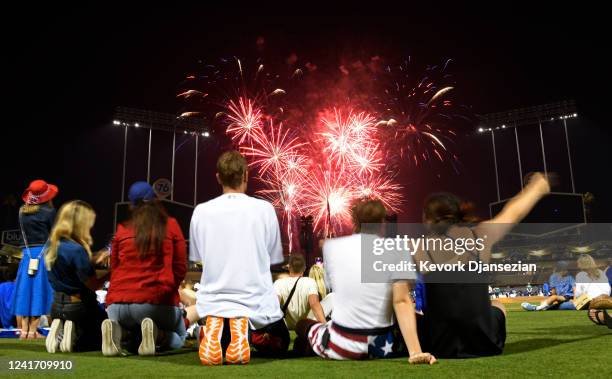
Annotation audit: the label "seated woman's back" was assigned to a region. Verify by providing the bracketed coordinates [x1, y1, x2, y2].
[418, 225, 503, 358]
[324, 234, 394, 329]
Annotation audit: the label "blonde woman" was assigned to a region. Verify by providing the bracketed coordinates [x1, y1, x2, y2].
[10, 180, 57, 339]
[308, 264, 328, 300]
[44, 200, 109, 353]
[575, 254, 611, 301]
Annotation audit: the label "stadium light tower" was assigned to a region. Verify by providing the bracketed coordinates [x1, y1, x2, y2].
[112, 106, 211, 203]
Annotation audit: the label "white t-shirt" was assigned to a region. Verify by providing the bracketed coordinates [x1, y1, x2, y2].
[575, 270, 611, 299]
[274, 276, 319, 330]
[323, 233, 401, 329]
[189, 193, 284, 329]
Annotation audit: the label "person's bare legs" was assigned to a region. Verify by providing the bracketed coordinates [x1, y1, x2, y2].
[28, 317, 41, 338]
[491, 300, 507, 317]
[543, 295, 566, 306]
[20, 317, 29, 339]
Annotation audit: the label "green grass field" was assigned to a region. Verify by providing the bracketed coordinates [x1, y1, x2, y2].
[1, 303, 611, 378]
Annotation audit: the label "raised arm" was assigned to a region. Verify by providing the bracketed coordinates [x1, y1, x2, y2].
[475, 172, 551, 248]
[488, 173, 550, 224]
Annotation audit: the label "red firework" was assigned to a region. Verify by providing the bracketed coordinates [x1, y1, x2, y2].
[241, 120, 307, 176]
[318, 109, 378, 172]
[300, 167, 355, 236]
[227, 103, 403, 237]
[179, 56, 463, 241]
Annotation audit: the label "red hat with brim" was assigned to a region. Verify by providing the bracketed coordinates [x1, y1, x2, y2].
[22, 180, 59, 205]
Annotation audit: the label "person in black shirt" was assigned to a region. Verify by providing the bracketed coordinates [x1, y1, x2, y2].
[414, 173, 551, 358]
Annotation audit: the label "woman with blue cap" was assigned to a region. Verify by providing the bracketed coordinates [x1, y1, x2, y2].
[102, 181, 187, 356]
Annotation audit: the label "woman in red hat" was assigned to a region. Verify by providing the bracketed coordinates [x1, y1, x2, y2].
[10, 179, 58, 339]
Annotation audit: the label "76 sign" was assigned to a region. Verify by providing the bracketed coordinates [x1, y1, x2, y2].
[152, 178, 172, 199]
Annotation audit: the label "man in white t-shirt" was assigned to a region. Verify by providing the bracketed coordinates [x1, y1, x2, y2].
[274, 254, 326, 330]
[294, 199, 436, 364]
[189, 150, 288, 366]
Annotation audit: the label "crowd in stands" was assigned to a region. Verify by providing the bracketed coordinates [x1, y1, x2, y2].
[0, 150, 611, 366]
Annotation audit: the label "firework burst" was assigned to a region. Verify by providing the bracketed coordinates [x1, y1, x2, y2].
[179, 52, 466, 243]
[300, 167, 355, 236]
[241, 119, 307, 176]
[375, 59, 461, 167]
[225, 97, 265, 144]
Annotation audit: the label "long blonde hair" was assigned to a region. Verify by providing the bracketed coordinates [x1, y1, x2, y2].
[577, 254, 601, 280]
[309, 264, 327, 299]
[45, 200, 96, 270]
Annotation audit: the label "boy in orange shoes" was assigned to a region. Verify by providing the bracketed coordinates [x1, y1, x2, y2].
[190, 151, 288, 365]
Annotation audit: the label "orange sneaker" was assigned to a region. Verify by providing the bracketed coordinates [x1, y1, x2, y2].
[198, 316, 224, 366]
[225, 317, 250, 365]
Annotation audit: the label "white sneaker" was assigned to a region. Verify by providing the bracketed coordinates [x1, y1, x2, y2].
[59, 320, 76, 353]
[186, 322, 198, 339]
[39, 315, 50, 328]
[46, 319, 64, 353]
[138, 318, 158, 356]
[101, 319, 123, 357]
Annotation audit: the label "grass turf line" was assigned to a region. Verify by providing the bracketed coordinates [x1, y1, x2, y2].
[1, 304, 610, 378]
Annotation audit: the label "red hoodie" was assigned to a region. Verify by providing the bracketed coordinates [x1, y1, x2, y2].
[106, 217, 186, 306]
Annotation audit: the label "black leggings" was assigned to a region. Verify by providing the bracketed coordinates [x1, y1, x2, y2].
[51, 294, 107, 352]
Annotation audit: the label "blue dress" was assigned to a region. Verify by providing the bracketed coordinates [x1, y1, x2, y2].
[10, 245, 54, 316]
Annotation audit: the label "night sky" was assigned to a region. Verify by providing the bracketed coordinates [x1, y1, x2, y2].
[3, 6, 611, 248]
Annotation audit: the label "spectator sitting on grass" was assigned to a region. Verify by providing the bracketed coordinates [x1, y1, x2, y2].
[0, 264, 19, 328]
[190, 150, 288, 365]
[306, 263, 334, 320]
[414, 172, 551, 358]
[295, 199, 436, 365]
[522, 261, 575, 311]
[574, 254, 611, 305]
[274, 254, 326, 330]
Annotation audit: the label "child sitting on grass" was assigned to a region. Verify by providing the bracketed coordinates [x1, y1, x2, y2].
[522, 261, 575, 311]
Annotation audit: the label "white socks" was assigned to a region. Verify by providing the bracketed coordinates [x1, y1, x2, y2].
[536, 302, 549, 311]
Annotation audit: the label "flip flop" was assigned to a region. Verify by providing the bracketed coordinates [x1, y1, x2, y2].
[588, 309, 606, 325]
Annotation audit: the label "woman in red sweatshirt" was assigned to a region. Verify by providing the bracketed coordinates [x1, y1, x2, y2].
[102, 182, 187, 356]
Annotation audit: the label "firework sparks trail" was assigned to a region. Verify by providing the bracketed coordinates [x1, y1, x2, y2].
[375, 59, 461, 167]
[225, 97, 264, 144]
[241, 120, 307, 176]
[355, 173, 404, 213]
[300, 167, 355, 235]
